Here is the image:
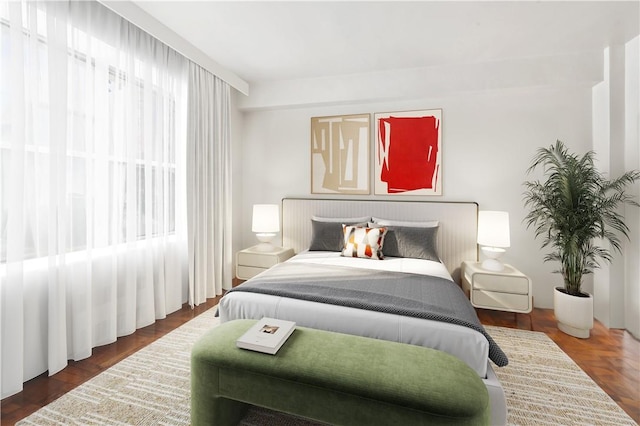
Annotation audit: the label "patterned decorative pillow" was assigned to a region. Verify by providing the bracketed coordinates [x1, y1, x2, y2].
[341, 225, 387, 260]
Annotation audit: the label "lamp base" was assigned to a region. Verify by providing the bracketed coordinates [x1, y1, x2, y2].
[255, 233, 277, 252]
[481, 258, 506, 271]
[480, 246, 506, 271]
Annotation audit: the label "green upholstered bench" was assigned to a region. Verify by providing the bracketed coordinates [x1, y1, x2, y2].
[191, 319, 490, 426]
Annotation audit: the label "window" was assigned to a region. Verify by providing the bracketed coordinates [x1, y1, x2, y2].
[0, 2, 185, 262]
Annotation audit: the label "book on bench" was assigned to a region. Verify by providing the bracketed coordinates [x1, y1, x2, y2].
[236, 317, 296, 355]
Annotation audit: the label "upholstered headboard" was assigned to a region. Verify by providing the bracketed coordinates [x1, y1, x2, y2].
[281, 198, 479, 283]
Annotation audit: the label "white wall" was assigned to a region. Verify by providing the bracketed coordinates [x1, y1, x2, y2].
[235, 78, 594, 308]
[624, 37, 640, 338]
[592, 51, 612, 325]
[230, 89, 245, 283]
[592, 38, 640, 335]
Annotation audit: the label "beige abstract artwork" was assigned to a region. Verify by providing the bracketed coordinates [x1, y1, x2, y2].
[311, 113, 370, 194]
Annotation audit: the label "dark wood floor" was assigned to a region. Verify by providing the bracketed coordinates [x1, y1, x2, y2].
[2, 302, 638, 425]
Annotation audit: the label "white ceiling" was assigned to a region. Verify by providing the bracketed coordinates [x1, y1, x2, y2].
[132, 1, 639, 85]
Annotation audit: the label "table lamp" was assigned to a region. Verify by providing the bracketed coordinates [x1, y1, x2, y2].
[477, 210, 510, 271]
[252, 204, 280, 252]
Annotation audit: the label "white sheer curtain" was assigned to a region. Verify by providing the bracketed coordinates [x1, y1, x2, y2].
[0, 1, 189, 398]
[187, 63, 232, 306]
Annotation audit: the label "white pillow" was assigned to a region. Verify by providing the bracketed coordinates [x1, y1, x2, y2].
[372, 217, 439, 228]
[312, 215, 371, 223]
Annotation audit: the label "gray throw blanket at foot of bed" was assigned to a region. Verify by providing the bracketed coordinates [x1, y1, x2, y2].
[224, 261, 508, 367]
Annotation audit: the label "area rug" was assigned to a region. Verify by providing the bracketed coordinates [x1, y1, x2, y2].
[484, 325, 636, 426]
[16, 308, 635, 426]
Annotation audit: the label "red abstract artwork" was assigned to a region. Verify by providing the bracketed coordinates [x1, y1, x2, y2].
[375, 110, 442, 195]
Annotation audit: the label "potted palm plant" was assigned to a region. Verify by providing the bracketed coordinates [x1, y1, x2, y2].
[523, 140, 639, 338]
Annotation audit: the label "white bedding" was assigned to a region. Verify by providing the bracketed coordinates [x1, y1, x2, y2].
[286, 249, 454, 280]
[219, 251, 490, 377]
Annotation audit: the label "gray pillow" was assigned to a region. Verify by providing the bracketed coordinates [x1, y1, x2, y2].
[377, 225, 440, 262]
[309, 218, 369, 251]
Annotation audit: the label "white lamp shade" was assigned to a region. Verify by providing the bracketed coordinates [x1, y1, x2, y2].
[252, 204, 280, 233]
[477, 211, 510, 248]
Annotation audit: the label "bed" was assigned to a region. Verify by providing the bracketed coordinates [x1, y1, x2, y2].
[218, 198, 508, 425]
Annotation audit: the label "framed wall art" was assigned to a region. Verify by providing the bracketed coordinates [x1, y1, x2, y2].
[311, 113, 370, 195]
[374, 109, 442, 196]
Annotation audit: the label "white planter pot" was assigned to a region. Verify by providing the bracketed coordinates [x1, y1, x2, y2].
[553, 287, 594, 338]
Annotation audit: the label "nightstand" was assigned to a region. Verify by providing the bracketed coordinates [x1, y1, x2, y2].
[236, 246, 295, 280]
[461, 261, 532, 313]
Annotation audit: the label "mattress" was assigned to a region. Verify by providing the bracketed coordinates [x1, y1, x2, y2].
[219, 250, 490, 377]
